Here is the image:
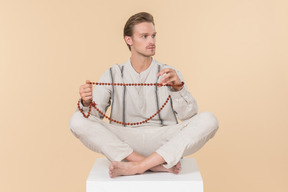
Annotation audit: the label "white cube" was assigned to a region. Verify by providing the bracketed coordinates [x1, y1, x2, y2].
[87, 158, 203, 192]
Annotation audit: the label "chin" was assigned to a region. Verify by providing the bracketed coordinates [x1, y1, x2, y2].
[147, 51, 156, 56]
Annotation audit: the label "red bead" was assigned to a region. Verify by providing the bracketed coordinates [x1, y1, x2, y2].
[78, 93, 173, 126]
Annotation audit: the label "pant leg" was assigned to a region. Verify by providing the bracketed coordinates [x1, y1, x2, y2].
[69, 111, 133, 162]
[156, 111, 219, 168]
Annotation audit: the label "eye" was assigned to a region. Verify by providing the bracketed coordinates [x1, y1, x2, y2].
[142, 35, 147, 39]
[152, 34, 156, 38]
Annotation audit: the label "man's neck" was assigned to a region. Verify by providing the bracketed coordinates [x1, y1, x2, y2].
[130, 55, 152, 74]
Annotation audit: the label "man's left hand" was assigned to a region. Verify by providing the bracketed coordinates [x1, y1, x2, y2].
[157, 68, 183, 91]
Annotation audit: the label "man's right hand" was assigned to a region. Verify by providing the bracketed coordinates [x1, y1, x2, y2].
[79, 80, 92, 107]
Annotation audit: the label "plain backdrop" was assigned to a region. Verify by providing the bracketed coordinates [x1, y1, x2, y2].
[1, 0, 287, 192]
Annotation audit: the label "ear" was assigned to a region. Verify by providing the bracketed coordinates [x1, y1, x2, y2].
[124, 36, 133, 46]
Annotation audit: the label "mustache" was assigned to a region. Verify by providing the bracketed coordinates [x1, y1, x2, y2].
[146, 45, 156, 49]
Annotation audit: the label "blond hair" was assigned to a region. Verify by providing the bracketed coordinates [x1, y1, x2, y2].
[123, 12, 155, 50]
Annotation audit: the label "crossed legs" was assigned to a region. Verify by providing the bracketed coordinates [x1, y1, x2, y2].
[109, 111, 218, 177]
[69, 111, 218, 178]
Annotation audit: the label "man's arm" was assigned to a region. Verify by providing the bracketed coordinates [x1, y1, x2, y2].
[77, 69, 112, 119]
[158, 67, 198, 120]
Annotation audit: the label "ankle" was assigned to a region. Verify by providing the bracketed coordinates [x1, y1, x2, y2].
[135, 161, 147, 174]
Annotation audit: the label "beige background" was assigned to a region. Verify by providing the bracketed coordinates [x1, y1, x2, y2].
[1, 0, 287, 191]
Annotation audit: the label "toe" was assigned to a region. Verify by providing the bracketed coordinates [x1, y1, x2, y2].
[109, 163, 114, 171]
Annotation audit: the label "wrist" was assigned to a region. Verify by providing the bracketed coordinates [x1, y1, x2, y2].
[171, 81, 184, 91]
[81, 99, 91, 107]
[171, 86, 183, 92]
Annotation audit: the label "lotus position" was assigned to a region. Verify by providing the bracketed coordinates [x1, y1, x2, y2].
[69, 12, 219, 178]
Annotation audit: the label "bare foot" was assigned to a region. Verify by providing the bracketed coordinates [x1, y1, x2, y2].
[109, 160, 182, 178]
[109, 161, 145, 178]
[150, 161, 182, 174]
[173, 161, 182, 174]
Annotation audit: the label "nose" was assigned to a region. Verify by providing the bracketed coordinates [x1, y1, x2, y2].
[149, 36, 155, 45]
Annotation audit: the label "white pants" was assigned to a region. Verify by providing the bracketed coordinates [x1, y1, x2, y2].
[69, 111, 219, 168]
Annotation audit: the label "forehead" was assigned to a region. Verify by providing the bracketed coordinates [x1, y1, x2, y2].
[133, 22, 156, 34]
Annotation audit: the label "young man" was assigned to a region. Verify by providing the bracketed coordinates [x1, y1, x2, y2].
[69, 12, 218, 178]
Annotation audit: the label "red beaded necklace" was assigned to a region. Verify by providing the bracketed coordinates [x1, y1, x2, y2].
[77, 81, 184, 126]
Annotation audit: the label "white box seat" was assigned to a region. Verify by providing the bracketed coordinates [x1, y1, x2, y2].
[87, 158, 203, 192]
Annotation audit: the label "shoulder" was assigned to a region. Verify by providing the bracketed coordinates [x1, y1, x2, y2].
[102, 63, 126, 76]
[97, 64, 122, 82]
[110, 60, 131, 72]
[102, 60, 132, 79]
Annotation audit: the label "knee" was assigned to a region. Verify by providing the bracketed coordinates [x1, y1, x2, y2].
[69, 111, 85, 137]
[199, 111, 219, 133]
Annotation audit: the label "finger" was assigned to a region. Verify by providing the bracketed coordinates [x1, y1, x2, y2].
[160, 73, 172, 83]
[168, 78, 181, 86]
[160, 70, 176, 81]
[86, 80, 91, 84]
[82, 92, 92, 98]
[82, 92, 92, 97]
[80, 87, 91, 95]
[84, 96, 92, 100]
[158, 68, 171, 76]
[83, 96, 92, 102]
[83, 87, 92, 93]
[83, 84, 92, 89]
[160, 77, 168, 85]
[80, 91, 92, 98]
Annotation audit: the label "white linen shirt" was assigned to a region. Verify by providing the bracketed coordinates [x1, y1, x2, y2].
[79, 58, 198, 127]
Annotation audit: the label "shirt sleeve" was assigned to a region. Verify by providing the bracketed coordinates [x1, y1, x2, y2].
[165, 67, 198, 121]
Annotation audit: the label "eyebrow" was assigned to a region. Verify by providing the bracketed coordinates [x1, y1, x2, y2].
[139, 32, 157, 35]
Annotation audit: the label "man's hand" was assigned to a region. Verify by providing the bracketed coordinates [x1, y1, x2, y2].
[79, 80, 92, 107]
[157, 68, 183, 91]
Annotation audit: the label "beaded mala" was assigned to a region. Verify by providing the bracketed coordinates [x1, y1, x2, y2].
[77, 81, 184, 126]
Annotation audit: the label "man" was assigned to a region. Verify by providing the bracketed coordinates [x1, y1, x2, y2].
[69, 12, 218, 178]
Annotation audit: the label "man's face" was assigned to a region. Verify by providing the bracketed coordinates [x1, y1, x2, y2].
[126, 22, 156, 57]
